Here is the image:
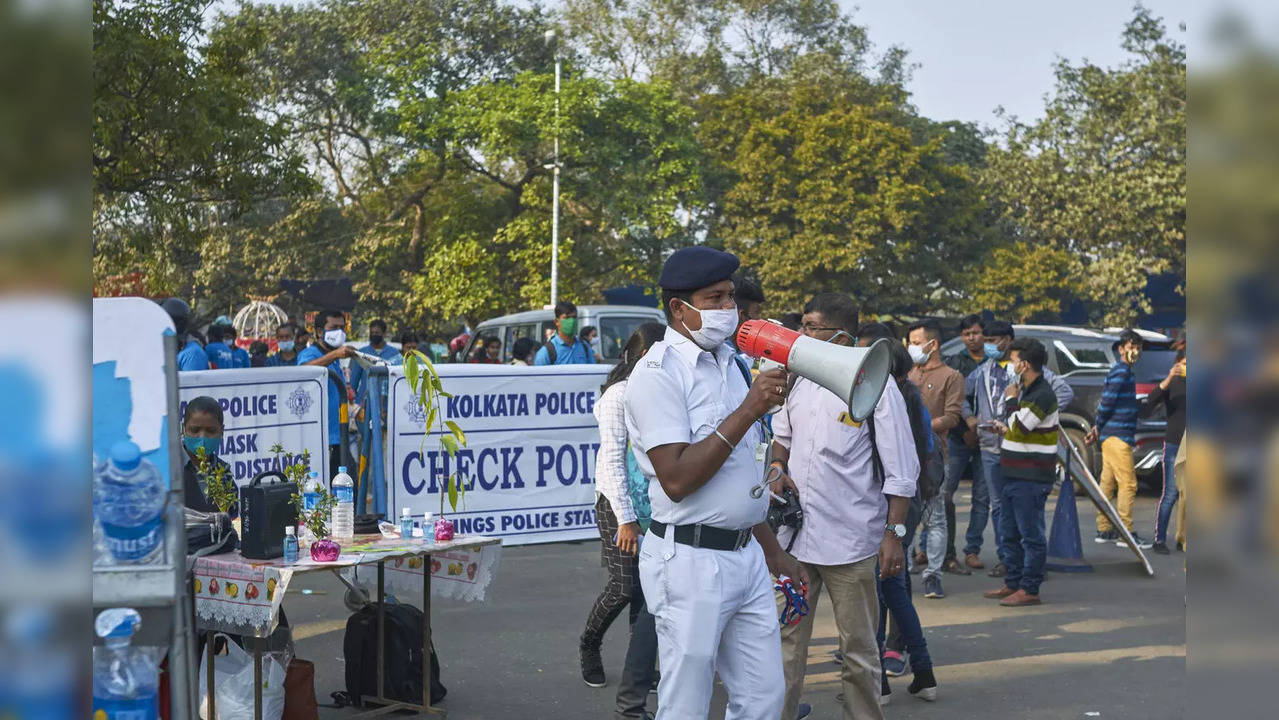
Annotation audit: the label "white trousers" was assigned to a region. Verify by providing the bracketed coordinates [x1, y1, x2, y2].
[639, 529, 785, 720]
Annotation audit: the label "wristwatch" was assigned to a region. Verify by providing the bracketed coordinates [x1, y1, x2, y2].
[886, 523, 907, 539]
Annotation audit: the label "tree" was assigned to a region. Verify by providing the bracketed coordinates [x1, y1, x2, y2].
[980, 5, 1185, 325]
[970, 242, 1080, 323]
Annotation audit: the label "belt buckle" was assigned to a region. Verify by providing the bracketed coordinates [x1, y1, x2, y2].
[735, 529, 749, 550]
[692, 524, 703, 548]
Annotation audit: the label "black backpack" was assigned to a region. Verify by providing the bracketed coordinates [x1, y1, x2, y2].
[342, 601, 446, 708]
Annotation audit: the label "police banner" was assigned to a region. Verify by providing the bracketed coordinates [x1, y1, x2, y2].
[387, 364, 610, 546]
[178, 366, 330, 484]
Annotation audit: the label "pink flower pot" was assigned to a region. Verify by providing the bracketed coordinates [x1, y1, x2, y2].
[434, 518, 455, 542]
[310, 538, 340, 562]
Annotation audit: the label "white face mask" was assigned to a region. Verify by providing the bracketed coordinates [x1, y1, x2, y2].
[908, 344, 930, 365]
[680, 300, 739, 351]
[323, 328, 347, 348]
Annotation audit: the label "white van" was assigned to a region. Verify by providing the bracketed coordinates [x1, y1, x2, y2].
[459, 305, 665, 364]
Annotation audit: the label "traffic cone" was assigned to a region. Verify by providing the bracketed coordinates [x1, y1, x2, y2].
[1046, 466, 1093, 573]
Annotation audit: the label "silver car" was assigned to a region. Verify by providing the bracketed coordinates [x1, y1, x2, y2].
[460, 305, 666, 365]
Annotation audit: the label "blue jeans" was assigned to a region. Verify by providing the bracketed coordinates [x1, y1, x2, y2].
[1154, 441, 1180, 545]
[965, 450, 1005, 560]
[997, 481, 1051, 595]
[877, 551, 932, 672]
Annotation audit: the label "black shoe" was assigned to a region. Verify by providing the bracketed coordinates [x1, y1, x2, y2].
[1117, 532, 1153, 550]
[580, 644, 606, 688]
[1151, 542, 1171, 555]
[987, 562, 1007, 578]
[908, 667, 937, 702]
[797, 702, 812, 719]
[923, 575, 945, 599]
[1094, 530, 1117, 543]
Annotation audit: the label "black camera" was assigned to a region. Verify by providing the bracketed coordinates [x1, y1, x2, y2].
[767, 488, 804, 534]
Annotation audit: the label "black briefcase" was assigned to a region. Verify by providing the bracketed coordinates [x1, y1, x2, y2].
[239, 470, 299, 559]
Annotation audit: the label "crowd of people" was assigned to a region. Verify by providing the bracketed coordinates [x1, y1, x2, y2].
[576, 246, 1187, 720]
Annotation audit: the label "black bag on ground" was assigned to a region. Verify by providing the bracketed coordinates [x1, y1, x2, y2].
[342, 601, 446, 708]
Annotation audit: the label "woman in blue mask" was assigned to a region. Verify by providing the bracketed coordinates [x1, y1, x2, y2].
[181, 396, 234, 515]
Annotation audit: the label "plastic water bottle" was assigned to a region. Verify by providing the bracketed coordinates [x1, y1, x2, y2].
[422, 512, 435, 546]
[331, 466, 354, 539]
[283, 526, 298, 564]
[95, 441, 167, 565]
[303, 471, 321, 513]
[92, 608, 159, 719]
[400, 507, 414, 540]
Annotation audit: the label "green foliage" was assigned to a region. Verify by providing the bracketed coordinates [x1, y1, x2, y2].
[194, 445, 236, 514]
[971, 243, 1081, 323]
[404, 351, 467, 515]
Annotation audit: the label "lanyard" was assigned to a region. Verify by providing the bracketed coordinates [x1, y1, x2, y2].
[775, 574, 809, 625]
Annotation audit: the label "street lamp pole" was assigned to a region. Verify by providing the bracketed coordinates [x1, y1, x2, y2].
[546, 30, 561, 308]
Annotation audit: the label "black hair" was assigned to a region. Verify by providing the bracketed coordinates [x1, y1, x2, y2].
[1009, 337, 1047, 373]
[733, 274, 766, 306]
[276, 322, 298, 336]
[249, 341, 269, 356]
[183, 396, 224, 428]
[399, 331, 419, 345]
[882, 340, 930, 471]
[984, 320, 1015, 339]
[958, 314, 984, 333]
[579, 325, 597, 340]
[553, 301, 577, 318]
[802, 293, 859, 334]
[602, 322, 667, 394]
[885, 338, 914, 381]
[512, 336, 538, 362]
[779, 312, 802, 331]
[1117, 329, 1144, 347]
[857, 322, 896, 342]
[907, 319, 942, 342]
[315, 309, 344, 331]
[660, 289, 694, 323]
[484, 336, 501, 347]
[369, 319, 387, 333]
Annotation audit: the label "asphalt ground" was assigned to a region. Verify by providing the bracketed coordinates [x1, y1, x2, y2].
[281, 483, 1185, 719]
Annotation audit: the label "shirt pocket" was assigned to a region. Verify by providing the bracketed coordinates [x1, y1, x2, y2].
[688, 406, 723, 444]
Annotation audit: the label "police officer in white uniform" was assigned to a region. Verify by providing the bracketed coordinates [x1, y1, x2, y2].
[625, 246, 808, 720]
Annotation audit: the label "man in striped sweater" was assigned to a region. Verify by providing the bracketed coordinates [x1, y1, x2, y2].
[1083, 329, 1152, 548]
[982, 338, 1057, 607]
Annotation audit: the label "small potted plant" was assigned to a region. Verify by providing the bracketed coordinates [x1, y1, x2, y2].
[403, 351, 468, 541]
[284, 448, 339, 561]
[194, 444, 238, 522]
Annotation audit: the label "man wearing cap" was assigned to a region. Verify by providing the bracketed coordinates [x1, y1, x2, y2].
[624, 246, 805, 720]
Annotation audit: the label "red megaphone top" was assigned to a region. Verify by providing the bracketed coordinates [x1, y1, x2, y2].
[736, 319, 800, 366]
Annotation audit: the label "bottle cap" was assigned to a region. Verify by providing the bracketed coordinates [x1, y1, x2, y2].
[424, 512, 434, 521]
[285, 526, 295, 535]
[401, 507, 411, 517]
[108, 441, 142, 472]
[309, 471, 319, 478]
[338, 466, 347, 473]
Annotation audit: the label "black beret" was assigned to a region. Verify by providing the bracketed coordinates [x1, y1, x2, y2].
[659, 247, 741, 291]
[985, 320, 1015, 338]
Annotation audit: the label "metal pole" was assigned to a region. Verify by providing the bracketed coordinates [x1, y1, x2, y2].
[551, 52, 561, 307]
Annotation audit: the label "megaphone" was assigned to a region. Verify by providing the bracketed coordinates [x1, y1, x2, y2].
[737, 319, 892, 423]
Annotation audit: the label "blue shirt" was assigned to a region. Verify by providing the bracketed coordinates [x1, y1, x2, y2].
[1094, 361, 1138, 445]
[298, 345, 343, 445]
[265, 352, 299, 367]
[231, 347, 251, 369]
[177, 339, 210, 371]
[205, 342, 235, 370]
[533, 334, 595, 365]
[348, 343, 403, 402]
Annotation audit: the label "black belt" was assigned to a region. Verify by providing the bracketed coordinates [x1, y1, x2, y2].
[649, 520, 752, 551]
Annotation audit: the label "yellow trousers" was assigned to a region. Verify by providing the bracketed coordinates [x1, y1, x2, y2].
[1097, 437, 1137, 532]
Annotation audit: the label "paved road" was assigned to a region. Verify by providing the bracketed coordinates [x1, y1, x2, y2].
[285, 486, 1185, 719]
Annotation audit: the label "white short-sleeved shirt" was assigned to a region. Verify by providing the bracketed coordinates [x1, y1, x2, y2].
[624, 326, 768, 530]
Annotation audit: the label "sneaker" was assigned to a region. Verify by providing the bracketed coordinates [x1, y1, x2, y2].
[999, 589, 1042, 607]
[923, 575, 945, 599]
[944, 556, 971, 575]
[1117, 532, 1153, 550]
[987, 562, 1007, 578]
[796, 703, 813, 719]
[579, 644, 606, 688]
[1151, 542, 1171, 555]
[882, 650, 907, 677]
[908, 667, 937, 702]
[1094, 530, 1117, 543]
[983, 586, 1016, 599]
[965, 552, 985, 569]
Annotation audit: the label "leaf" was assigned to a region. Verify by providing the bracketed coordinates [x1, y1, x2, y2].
[405, 352, 420, 394]
[426, 405, 437, 432]
[444, 420, 466, 447]
[446, 474, 459, 512]
[441, 434, 458, 457]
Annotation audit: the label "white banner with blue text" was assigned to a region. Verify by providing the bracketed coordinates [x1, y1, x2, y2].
[178, 366, 330, 485]
[386, 364, 610, 546]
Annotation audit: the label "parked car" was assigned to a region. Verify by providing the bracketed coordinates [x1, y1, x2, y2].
[940, 324, 1176, 489]
[460, 305, 666, 365]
